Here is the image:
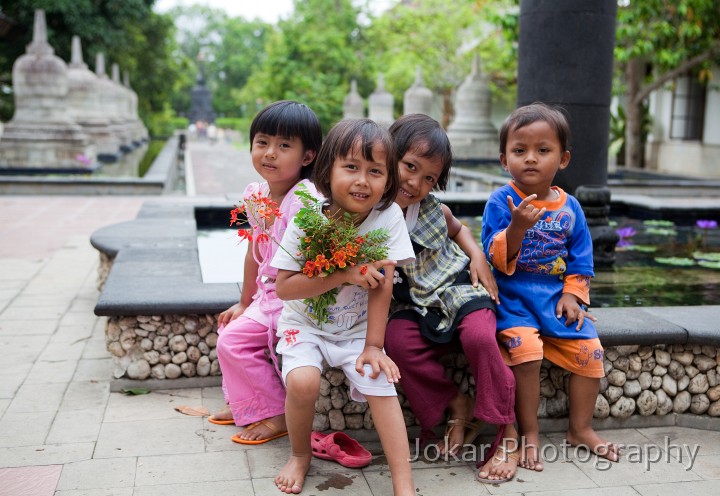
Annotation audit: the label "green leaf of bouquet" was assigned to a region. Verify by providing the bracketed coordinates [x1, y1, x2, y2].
[654, 257, 695, 266]
[121, 388, 151, 395]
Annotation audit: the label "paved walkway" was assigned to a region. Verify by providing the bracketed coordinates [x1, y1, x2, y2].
[1, 138, 720, 495]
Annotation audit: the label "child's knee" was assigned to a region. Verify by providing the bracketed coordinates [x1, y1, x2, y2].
[286, 366, 321, 398]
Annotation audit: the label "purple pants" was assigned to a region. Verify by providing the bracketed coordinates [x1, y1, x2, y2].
[385, 309, 516, 434]
[215, 316, 285, 426]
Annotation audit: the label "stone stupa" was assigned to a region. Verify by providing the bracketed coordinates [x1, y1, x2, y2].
[94, 53, 132, 153]
[0, 10, 95, 171]
[368, 73, 394, 129]
[403, 66, 435, 117]
[343, 80, 364, 119]
[123, 71, 149, 145]
[447, 54, 498, 160]
[67, 35, 120, 162]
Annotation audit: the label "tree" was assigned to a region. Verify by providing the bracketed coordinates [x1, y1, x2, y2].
[366, 0, 518, 127]
[615, 0, 720, 169]
[238, 0, 373, 130]
[0, 0, 184, 124]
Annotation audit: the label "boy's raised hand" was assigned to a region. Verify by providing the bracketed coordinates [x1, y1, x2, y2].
[507, 194, 546, 231]
[347, 260, 396, 290]
[556, 293, 598, 331]
[356, 345, 401, 383]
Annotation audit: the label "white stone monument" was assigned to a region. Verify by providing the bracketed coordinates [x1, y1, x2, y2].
[343, 80, 364, 119]
[67, 36, 120, 162]
[447, 54, 498, 160]
[368, 73, 394, 129]
[0, 10, 95, 170]
[403, 66, 435, 117]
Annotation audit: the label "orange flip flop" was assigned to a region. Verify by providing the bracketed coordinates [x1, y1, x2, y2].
[231, 419, 288, 445]
[208, 416, 235, 425]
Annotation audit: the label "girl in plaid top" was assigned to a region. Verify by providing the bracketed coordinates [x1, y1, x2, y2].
[384, 114, 519, 484]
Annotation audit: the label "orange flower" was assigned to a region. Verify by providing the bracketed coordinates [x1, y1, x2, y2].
[237, 229, 253, 241]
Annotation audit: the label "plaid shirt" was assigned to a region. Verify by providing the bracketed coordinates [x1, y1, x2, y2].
[390, 195, 494, 343]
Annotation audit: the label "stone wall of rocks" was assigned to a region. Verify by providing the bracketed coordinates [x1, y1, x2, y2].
[104, 315, 720, 426]
[106, 314, 221, 381]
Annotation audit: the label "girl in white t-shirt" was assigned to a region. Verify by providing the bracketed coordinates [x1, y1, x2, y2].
[271, 118, 416, 495]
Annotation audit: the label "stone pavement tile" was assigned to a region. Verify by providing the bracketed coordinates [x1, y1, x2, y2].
[0, 304, 69, 320]
[0, 260, 45, 283]
[0, 398, 9, 417]
[0, 410, 55, 447]
[365, 463, 487, 495]
[50, 324, 95, 344]
[82, 337, 108, 360]
[524, 487, 643, 496]
[56, 457, 137, 491]
[59, 312, 101, 328]
[10, 293, 78, 308]
[253, 473, 372, 495]
[135, 451, 251, 486]
[73, 357, 112, 381]
[47, 408, 105, 444]
[0, 318, 57, 336]
[639, 426, 720, 456]
[0, 335, 51, 368]
[94, 418, 205, 458]
[0, 442, 94, 468]
[133, 480, 254, 496]
[0, 370, 29, 399]
[6, 382, 67, 414]
[0, 464, 62, 496]
[37, 340, 86, 362]
[633, 479, 720, 496]
[246, 444, 347, 479]
[687, 453, 720, 479]
[481, 460, 599, 495]
[201, 421, 244, 452]
[104, 389, 203, 423]
[24, 358, 78, 385]
[55, 489, 133, 496]
[60, 381, 110, 411]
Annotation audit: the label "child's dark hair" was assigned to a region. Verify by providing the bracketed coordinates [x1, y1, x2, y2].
[389, 113, 452, 191]
[249, 100, 323, 179]
[499, 102, 571, 154]
[313, 118, 398, 211]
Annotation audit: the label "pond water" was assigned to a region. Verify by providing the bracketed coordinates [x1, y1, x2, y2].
[197, 216, 720, 307]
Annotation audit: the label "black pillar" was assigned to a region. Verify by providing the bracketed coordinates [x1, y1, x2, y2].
[517, 0, 617, 194]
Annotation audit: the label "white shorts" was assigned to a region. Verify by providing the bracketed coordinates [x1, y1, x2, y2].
[277, 330, 397, 402]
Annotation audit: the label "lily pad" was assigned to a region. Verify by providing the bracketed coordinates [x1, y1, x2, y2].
[698, 260, 720, 270]
[693, 251, 720, 262]
[643, 219, 675, 227]
[625, 245, 657, 253]
[645, 228, 677, 236]
[654, 257, 695, 266]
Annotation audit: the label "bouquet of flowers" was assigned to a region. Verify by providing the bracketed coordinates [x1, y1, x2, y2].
[230, 185, 389, 325]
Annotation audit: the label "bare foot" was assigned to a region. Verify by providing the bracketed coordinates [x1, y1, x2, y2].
[566, 428, 620, 462]
[439, 393, 474, 457]
[275, 453, 311, 494]
[477, 440, 519, 483]
[237, 414, 287, 442]
[519, 433, 544, 471]
[209, 405, 233, 422]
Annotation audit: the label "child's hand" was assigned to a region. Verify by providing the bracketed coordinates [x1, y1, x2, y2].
[348, 260, 396, 290]
[507, 194, 546, 231]
[469, 255, 500, 304]
[556, 293, 598, 331]
[356, 345, 401, 383]
[217, 302, 248, 330]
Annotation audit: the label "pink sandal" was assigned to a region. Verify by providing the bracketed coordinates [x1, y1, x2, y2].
[311, 431, 372, 468]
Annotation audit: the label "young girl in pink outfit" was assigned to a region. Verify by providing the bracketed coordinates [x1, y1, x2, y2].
[211, 101, 323, 445]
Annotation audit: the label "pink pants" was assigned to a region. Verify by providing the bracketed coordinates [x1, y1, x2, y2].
[215, 316, 285, 426]
[385, 309, 516, 435]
